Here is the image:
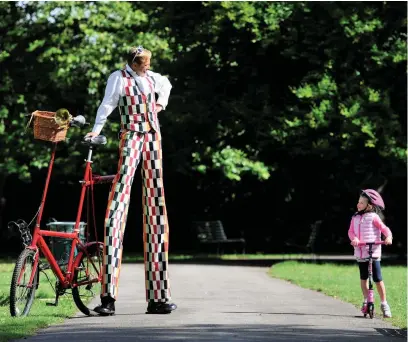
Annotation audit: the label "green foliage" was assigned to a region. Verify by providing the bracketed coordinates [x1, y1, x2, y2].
[0, 1, 406, 226]
[193, 146, 270, 181]
[0, 1, 171, 183]
[272, 2, 407, 162]
[210, 1, 294, 42]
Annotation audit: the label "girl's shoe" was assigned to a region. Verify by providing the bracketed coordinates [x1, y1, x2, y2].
[361, 302, 368, 314]
[381, 303, 392, 318]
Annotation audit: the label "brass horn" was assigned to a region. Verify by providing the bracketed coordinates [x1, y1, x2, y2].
[55, 108, 72, 128]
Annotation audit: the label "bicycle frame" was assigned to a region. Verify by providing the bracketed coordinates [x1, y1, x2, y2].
[26, 142, 115, 289]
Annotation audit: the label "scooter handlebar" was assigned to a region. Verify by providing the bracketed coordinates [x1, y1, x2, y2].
[357, 241, 385, 247]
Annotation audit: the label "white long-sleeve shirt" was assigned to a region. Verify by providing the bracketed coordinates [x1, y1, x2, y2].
[92, 64, 172, 134]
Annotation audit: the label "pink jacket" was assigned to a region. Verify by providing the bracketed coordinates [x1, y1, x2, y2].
[348, 212, 392, 259]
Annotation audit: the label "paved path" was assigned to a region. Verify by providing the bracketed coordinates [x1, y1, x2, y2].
[14, 264, 404, 342]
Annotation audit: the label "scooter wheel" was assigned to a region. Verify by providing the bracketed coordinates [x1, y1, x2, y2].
[368, 304, 374, 319]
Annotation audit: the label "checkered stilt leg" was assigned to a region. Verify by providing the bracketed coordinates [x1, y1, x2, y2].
[102, 131, 144, 299]
[142, 131, 171, 302]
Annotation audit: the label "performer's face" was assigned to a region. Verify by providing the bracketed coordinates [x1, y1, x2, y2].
[132, 57, 151, 76]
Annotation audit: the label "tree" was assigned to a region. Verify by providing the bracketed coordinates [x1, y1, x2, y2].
[1, 1, 406, 252]
[149, 1, 407, 246]
[0, 1, 171, 189]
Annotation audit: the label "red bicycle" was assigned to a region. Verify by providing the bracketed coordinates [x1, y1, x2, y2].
[8, 111, 114, 317]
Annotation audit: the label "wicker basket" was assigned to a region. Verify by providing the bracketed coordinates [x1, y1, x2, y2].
[31, 111, 68, 142]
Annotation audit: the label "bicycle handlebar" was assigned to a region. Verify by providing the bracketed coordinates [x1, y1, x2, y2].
[357, 241, 385, 247]
[82, 135, 107, 146]
[70, 115, 89, 128]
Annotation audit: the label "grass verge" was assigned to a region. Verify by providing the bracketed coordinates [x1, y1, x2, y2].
[0, 260, 91, 342]
[120, 253, 318, 263]
[269, 261, 407, 329]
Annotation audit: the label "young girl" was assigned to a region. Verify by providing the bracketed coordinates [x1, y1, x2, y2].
[348, 189, 393, 318]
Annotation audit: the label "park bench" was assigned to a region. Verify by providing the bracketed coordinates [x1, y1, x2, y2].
[192, 220, 246, 255]
[284, 220, 322, 254]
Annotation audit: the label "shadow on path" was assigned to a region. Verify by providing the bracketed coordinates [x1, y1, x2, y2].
[10, 324, 406, 341]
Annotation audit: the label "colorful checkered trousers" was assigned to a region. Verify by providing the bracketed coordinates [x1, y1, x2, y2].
[101, 70, 171, 302]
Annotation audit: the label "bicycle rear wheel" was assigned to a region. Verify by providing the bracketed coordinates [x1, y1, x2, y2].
[10, 248, 39, 317]
[72, 242, 103, 315]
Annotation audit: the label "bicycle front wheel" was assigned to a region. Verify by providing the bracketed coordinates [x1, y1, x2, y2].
[72, 242, 103, 316]
[10, 248, 39, 317]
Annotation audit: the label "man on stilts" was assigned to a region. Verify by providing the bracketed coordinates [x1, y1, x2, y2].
[86, 45, 176, 315]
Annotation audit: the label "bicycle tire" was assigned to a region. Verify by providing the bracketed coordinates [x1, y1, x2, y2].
[72, 242, 103, 316]
[10, 248, 39, 317]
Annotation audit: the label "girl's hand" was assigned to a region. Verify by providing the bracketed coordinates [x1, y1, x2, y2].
[384, 236, 393, 245]
[156, 104, 163, 114]
[351, 237, 360, 247]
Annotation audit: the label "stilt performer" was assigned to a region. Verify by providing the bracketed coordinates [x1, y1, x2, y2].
[86, 45, 176, 315]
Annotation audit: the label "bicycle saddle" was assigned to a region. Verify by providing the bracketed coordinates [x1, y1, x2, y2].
[82, 135, 107, 146]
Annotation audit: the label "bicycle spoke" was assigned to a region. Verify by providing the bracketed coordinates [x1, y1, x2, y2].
[10, 249, 38, 317]
[72, 243, 103, 316]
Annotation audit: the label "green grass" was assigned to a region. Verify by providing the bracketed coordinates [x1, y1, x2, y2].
[269, 261, 407, 329]
[121, 253, 195, 262]
[0, 261, 89, 342]
[220, 253, 316, 260]
[120, 253, 315, 263]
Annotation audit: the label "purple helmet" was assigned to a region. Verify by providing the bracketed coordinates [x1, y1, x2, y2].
[361, 189, 385, 210]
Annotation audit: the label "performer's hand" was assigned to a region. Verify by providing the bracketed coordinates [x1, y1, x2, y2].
[384, 236, 393, 245]
[350, 237, 360, 247]
[156, 104, 163, 114]
[85, 132, 98, 139]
